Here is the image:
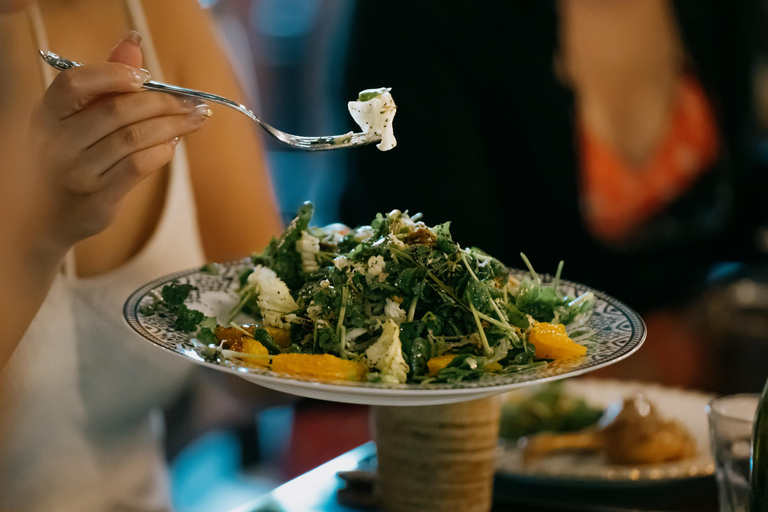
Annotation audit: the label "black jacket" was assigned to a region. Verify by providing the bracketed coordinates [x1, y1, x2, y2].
[340, 0, 766, 313]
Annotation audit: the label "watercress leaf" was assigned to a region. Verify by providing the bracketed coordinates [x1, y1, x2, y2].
[371, 213, 390, 238]
[316, 326, 341, 357]
[253, 327, 282, 355]
[433, 222, 457, 254]
[238, 268, 254, 288]
[171, 305, 206, 332]
[408, 337, 431, 377]
[251, 202, 314, 290]
[162, 283, 194, 306]
[201, 316, 218, 331]
[505, 302, 530, 329]
[197, 327, 217, 346]
[399, 321, 426, 343]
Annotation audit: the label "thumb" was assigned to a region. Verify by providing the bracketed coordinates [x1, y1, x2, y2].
[107, 30, 144, 69]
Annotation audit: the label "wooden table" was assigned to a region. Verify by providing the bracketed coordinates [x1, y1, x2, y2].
[231, 442, 719, 512]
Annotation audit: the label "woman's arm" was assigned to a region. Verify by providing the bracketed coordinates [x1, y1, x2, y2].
[147, 0, 283, 262]
[558, 0, 685, 166]
[0, 35, 207, 368]
[0, 204, 67, 369]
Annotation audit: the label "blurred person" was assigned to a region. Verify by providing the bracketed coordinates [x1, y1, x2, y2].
[340, 0, 766, 389]
[0, 0, 282, 510]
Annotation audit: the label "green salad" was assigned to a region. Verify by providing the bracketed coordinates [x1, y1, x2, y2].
[148, 203, 595, 384]
[499, 382, 604, 441]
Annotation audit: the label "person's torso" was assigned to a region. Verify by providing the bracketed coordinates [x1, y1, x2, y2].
[0, 1, 207, 509]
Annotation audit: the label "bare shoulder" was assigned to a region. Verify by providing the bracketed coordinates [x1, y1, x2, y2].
[135, 0, 282, 261]
[138, 0, 220, 86]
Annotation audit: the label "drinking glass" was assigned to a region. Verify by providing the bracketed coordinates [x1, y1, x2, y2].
[707, 394, 759, 512]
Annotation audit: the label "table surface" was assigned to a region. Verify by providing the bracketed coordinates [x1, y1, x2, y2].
[232, 442, 720, 512]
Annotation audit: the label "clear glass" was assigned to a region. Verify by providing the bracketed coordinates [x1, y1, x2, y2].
[708, 394, 760, 512]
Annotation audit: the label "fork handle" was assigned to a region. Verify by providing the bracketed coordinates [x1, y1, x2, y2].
[140, 81, 259, 122]
[38, 51, 260, 122]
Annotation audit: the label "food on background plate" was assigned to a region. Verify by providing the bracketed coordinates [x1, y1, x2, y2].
[522, 393, 698, 465]
[347, 87, 397, 151]
[142, 203, 594, 384]
[499, 382, 604, 441]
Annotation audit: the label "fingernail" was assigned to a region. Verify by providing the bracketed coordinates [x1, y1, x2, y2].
[125, 30, 143, 48]
[193, 104, 213, 121]
[169, 137, 180, 146]
[131, 68, 150, 86]
[181, 97, 204, 109]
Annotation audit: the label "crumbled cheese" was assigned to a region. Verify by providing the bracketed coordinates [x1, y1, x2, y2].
[333, 256, 351, 270]
[345, 327, 368, 343]
[296, 231, 320, 272]
[334, 254, 366, 276]
[364, 320, 408, 384]
[367, 255, 386, 276]
[246, 265, 300, 329]
[384, 297, 407, 323]
[387, 233, 406, 249]
[348, 88, 397, 151]
[353, 226, 375, 243]
[306, 301, 323, 323]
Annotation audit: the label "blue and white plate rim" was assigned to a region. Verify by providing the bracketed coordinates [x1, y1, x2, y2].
[123, 259, 647, 397]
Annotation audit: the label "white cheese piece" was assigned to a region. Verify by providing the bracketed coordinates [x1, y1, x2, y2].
[348, 87, 397, 151]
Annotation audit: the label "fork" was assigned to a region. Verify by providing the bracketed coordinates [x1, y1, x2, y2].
[39, 51, 381, 151]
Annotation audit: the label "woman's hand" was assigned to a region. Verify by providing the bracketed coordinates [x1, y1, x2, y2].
[1, 32, 212, 368]
[26, 32, 210, 250]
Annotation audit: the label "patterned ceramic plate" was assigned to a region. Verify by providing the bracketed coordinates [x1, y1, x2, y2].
[496, 378, 715, 485]
[124, 260, 646, 406]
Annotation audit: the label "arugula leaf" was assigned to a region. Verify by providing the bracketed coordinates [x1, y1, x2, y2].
[515, 280, 560, 322]
[432, 354, 486, 383]
[370, 213, 390, 238]
[466, 280, 493, 314]
[504, 302, 530, 329]
[251, 202, 314, 290]
[253, 327, 282, 355]
[315, 325, 342, 357]
[433, 222, 457, 255]
[401, 335, 431, 378]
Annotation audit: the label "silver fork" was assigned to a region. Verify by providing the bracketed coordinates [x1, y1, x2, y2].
[39, 51, 380, 151]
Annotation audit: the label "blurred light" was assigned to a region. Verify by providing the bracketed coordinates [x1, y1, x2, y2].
[257, 406, 294, 463]
[253, 0, 321, 38]
[170, 431, 275, 512]
[732, 279, 768, 309]
[707, 261, 744, 283]
[198, 0, 219, 8]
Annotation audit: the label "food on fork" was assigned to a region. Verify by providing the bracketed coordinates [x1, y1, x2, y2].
[141, 204, 594, 384]
[347, 88, 397, 151]
[522, 394, 698, 465]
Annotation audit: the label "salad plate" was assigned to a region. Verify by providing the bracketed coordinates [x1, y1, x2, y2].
[124, 261, 645, 406]
[496, 378, 715, 486]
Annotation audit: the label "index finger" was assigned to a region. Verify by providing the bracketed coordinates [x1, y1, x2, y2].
[42, 62, 149, 119]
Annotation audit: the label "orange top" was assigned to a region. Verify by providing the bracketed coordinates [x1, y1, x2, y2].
[579, 76, 719, 242]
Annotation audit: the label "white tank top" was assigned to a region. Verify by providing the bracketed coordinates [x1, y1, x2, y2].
[0, 2, 207, 510]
